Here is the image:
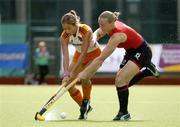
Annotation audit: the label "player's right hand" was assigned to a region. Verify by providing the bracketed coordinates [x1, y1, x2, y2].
[62, 70, 70, 83]
[62, 76, 70, 83]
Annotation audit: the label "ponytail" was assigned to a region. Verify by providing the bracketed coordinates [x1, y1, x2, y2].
[113, 11, 121, 20]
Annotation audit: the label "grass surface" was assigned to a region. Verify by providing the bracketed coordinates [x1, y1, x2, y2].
[0, 85, 180, 127]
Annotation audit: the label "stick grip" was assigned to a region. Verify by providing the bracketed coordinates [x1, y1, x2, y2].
[38, 108, 47, 115]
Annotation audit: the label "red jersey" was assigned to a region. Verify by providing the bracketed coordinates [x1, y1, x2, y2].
[108, 21, 143, 50]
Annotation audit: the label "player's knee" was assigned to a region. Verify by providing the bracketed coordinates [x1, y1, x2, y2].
[115, 77, 128, 87]
[81, 79, 91, 85]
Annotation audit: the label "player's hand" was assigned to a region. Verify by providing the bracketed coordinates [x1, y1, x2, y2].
[69, 72, 76, 80]
[62, 76, 70, 83]
[62, 71, 70, 83]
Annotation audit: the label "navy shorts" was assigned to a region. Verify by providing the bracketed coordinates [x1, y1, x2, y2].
[120, 41, 152, 69]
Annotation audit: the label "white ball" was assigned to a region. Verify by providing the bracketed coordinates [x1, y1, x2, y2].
[60, 112, 66, 119]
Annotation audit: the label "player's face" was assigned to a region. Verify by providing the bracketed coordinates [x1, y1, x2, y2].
[62, 23, 77, 35]
[98, 18, 112, 34]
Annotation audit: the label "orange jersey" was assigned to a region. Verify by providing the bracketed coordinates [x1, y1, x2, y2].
[60, 24, 99, 53]
[73, 48, 101, 65]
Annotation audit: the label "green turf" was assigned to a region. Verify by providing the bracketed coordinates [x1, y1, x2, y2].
[0, 85, 180, 127]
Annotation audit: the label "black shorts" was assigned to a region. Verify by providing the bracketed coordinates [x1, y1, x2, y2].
[120, 41, 152, 69]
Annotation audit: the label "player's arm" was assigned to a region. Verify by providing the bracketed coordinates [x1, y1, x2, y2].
[60, 36, 70, 75]
[93, 28, 106, 41]
[70, 29, 92, 74]
[78, 33, 127, 80]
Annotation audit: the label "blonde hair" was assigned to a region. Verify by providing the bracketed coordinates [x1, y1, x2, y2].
[61, 10, 80, 25]
[99, 11, 121, 23]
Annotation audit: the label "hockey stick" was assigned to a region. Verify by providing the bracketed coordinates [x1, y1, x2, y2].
[35, 78, 79, 121]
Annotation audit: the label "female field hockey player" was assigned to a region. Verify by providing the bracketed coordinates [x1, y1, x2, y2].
[77, 11, 159, 120]
[60, 10, 101, 120]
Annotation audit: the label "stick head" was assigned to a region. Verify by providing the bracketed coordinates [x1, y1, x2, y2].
[35, 112, 45, 121]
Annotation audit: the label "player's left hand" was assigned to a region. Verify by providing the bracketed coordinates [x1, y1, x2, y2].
[62, 76, 70, 84]
[69, 72, 76, 80]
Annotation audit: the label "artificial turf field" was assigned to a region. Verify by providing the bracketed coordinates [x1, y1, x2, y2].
[0, 85, 179, 127]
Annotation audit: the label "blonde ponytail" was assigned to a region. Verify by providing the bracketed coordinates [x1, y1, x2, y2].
[113, 11, 121, 20]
